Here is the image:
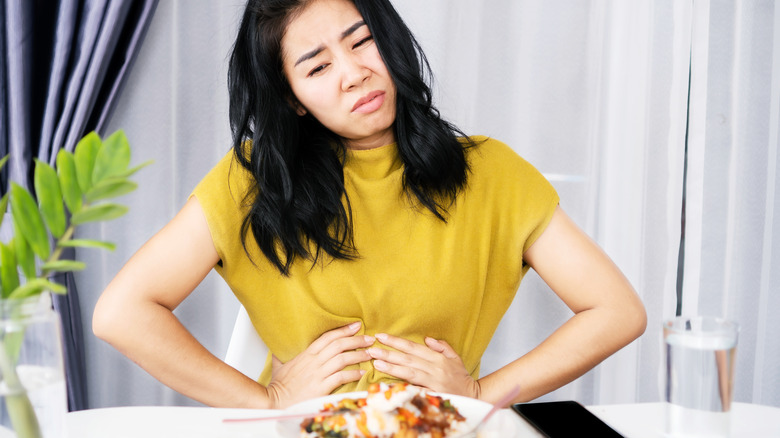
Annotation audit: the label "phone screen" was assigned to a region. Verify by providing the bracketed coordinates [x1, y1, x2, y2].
[511, 401, 624, 438]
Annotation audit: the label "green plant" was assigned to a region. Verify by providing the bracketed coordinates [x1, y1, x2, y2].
[0, 129, 149, 438]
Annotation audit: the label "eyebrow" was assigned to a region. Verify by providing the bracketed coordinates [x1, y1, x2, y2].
[294, 20, 367, 67]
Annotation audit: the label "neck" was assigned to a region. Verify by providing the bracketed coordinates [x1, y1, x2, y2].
[344, 131, 396, 150]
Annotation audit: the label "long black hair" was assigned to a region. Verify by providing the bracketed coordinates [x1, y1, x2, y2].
[228, 0, 472, 275]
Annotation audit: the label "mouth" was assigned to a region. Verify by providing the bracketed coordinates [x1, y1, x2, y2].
[352, 91, 386, 113]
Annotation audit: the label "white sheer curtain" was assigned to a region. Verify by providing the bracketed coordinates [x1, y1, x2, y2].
[683, 0, 780, 407]
[77, 0, 780, 408]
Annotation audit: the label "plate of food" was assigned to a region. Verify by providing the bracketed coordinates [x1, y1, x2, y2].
[276, 382, 520, 437]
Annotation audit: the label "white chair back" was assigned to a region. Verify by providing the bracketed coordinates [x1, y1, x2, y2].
[224, 305, 268, 381]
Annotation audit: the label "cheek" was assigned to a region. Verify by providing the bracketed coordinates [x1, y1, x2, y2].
[296, 82, 339, 115]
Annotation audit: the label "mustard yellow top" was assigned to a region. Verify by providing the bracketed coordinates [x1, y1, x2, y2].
[192, 136, 559, 393]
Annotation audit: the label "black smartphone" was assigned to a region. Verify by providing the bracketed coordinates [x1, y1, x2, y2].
[511, 401, 624, 437]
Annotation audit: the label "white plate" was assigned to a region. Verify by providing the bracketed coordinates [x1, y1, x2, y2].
[275, 390, 527, 437]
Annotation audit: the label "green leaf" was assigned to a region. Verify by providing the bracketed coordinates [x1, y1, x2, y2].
[74, 131, 101, 193]
[92, 130, 130, 184]
[8, 278, 67, 300]
[41, 260, 86, 273]
[0, 192, 9, 230]
[0, 242, 20, 298]
[56, 149, 83, 214]
[70, 203, 128, 225]
[12, 221, 36, 280]
[109, 160, 153, 179]
[0, 155, 9, 170]
[59, 239, 116, 251]
[34, 159, 67, 238]
[85, 179, 137, 203]
[9, 183, 50, 260]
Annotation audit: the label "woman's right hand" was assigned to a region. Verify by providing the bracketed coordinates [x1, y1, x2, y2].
[266, 322, 373, 409]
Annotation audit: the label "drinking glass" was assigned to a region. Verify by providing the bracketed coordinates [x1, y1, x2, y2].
[663, 316, 738, 438]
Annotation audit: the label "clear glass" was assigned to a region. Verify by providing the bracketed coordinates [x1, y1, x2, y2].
[0, 293, 66, 438]
[663, 316, 738, 438]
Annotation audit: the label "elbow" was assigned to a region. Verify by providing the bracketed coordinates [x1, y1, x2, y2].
[91, 295, 112, 343]
[92, 290, 125, 345]
[634, 306, 648, 339]
[625, 296, 647, 343]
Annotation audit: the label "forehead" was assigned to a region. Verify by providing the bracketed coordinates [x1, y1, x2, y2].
[282, 0, 364, 59]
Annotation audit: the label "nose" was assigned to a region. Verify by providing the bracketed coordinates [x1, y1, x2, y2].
[341, 57, 370, 91]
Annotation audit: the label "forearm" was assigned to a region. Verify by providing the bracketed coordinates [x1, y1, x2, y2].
[477, 304, 645, 404]
[94, 297, 272, 409]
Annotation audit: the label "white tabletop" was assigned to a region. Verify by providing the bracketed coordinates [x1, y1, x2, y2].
[587, 402, 780, 438]
[64, 402, 780, 438]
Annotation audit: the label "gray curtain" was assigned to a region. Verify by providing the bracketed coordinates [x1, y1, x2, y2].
[1, 0, 159, 411]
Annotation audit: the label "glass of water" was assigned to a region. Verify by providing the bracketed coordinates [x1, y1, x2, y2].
[663, 316, 739, 438]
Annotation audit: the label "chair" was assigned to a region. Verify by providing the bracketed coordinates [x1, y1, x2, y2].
[224, 305, 269, 381]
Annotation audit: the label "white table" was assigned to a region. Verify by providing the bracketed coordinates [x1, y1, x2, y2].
[64, 402, 780, 437]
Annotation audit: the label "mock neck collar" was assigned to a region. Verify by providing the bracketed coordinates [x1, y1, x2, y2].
[343, 142, 402, 180]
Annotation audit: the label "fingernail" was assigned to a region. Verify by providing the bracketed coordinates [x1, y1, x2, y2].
[349, 322, 361, 330]
[359, 369, 366, 376]
[376, 333, 388, 341]
[367, 347, 382, 357]
[373, 360, 387, 371]
[364, 335, 375, 344]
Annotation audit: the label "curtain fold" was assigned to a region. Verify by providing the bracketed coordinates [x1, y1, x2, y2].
[1, 0, 159, 411]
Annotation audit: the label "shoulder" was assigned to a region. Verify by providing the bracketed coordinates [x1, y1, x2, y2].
[462, 135, 544, 182]
[193, 148, 253, 206]
[191, 148, 254, 231]
[190, 148, 256, 261]
[460, 136, 560, 253]
[462, 134, 559, 209]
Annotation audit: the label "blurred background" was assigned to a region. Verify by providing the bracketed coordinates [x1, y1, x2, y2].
[3, 0, 778, 410]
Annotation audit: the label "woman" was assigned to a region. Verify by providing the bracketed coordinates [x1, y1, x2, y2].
[93, 0, 646, 410]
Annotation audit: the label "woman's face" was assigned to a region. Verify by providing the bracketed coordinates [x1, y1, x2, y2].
[281, 0, 397, 150]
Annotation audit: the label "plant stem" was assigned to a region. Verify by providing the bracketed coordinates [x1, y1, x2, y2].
[0, 330, 42, 438]
[40, 225, 76, 278]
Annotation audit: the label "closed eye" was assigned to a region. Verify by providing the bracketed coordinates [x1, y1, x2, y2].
[353, 35, 373, 49]
[308, 63, 329, 77]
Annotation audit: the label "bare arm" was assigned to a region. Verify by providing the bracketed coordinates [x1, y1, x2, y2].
[477, 206, 647, 403]
[92, 196, 272, 408]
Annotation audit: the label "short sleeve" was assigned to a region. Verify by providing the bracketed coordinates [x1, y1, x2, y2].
[466, 136, 560, 260]
[190, 150, 253, 268]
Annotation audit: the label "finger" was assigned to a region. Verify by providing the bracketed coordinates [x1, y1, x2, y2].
[368, 347, 435, 386]
[366, 347, 415, 367]
[321, 368, 366, 390]
[315, 335, 374, 362]
[372, 359, 427, 385]
[425, 337, 460, 359]
[375, 333, 438, 361]
[308, 322, 362, 354]
[320, 350, 372, 376]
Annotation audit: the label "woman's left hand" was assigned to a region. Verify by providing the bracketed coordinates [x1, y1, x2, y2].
[367, 333, 481, 399]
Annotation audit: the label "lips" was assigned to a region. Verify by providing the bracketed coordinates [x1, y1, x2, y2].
[351, 91, 385, 113]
